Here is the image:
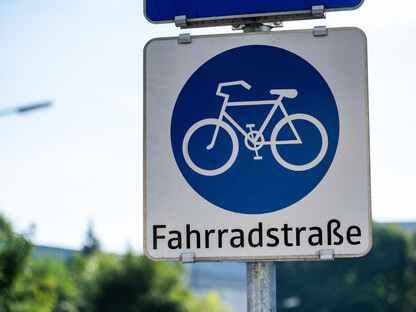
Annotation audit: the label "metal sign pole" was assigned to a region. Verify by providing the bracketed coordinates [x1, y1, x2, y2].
[243, 23, 277, 312]
[247, 262, 277, 312]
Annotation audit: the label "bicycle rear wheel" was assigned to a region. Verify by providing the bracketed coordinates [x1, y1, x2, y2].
[182, 118, 238, 176]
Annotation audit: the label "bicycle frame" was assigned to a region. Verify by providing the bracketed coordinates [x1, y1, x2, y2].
[207, 81, 301, 150]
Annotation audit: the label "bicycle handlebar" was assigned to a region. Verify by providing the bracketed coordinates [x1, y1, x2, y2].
[216, 80, 251, 98]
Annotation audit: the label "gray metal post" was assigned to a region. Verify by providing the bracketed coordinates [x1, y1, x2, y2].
[247, 262, 277, 312]
[242, 22, 277, 312]
[243, 23, 272, 33]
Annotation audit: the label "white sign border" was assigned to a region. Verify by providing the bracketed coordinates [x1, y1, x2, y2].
[143, 28, 372, 262]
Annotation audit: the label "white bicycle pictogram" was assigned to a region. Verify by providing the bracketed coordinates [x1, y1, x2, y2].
[182, 80, 328, 176]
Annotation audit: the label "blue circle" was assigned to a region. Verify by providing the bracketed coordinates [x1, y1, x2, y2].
[171, 45, 339, 214]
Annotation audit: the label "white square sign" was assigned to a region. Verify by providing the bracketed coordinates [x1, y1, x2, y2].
[144, 28, 371, 262]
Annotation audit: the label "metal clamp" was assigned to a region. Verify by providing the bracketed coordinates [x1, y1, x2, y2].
[180, 252, 195, 263]
[319, 249, 334, 260]
[178, 33, 192, 44]
[175, 15, 188, 28]
[312, 5, 325, 17]
[232, 22, 283, 32]
[313, 25, 328, 37]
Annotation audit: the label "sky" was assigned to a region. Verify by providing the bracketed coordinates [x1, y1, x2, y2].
[0, 0, 415, 253]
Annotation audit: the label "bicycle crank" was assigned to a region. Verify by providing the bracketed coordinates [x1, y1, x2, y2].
[245, 124, 264, 160]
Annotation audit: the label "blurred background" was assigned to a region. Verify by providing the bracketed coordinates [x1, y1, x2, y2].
[1, 0, 415, 253]
[1, 0, 416, 311]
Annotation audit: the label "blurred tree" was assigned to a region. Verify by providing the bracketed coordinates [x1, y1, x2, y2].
[78, 252, 229, 312]
[405, 231, 416, 309]
[276, 223, 414, 312]
[0, 214, 32, 311]
[1, 215, 229, 312]
[3, 214, 416, 312]
[6, 257, 79, 312]
[81, 221, 100, 256]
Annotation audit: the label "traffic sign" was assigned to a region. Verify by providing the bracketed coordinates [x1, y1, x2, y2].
[144, 0, 364, 27]
[144, 28, 371, 262]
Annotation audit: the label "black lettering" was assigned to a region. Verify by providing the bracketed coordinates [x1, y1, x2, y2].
[218, 229, 228, 248]
[154, 221, 361, 251]
[328, 219, 343, 245]
[186, 224, 201, 249]
[205, 229, 215, 248]
[266, 228, 279, 247]
[282, 224, 293, 246]
[230, 229, 244, 248]
[296, 227, 306, 246]
[153, 225, 166, 249]
[347, 226, 361, 245]
[308, 227, 323, 246]
[249, 223, 263, 247]
[168, 230, 181, 249]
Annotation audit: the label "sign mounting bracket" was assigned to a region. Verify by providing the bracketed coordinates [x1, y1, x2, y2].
[313, 25, 329, 37]
[178, 33, 192, 44]
[175, 15, 188, 28]
[319, 249, 335, 260]
[181, 252, 196, 263]
[312, 5, 325, 17]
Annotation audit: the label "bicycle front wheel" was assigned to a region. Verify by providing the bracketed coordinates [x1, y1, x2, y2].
[270, 114, 328, 171]
[182, 118, 238, 176]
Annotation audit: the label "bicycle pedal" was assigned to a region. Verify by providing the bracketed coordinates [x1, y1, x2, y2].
[254, 156, 263, 160]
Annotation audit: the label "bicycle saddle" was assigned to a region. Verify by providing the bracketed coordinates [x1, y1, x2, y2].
[270, 89, 298, 98]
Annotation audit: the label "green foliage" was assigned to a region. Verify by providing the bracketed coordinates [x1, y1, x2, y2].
[6, 216, 416, 312]
[0, 214, 32, 311]
[77, 252, 228, 312]
[0, 215, 228, 312]
[4, 256, 80, 312]
[185, 291, 230, 312]
[82, 253, 182, 312]
[276, 223, 414, 312]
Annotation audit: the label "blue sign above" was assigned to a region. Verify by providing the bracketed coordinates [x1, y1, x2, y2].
[171, 45, 339, 214]
[145, 0, 364, 24]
